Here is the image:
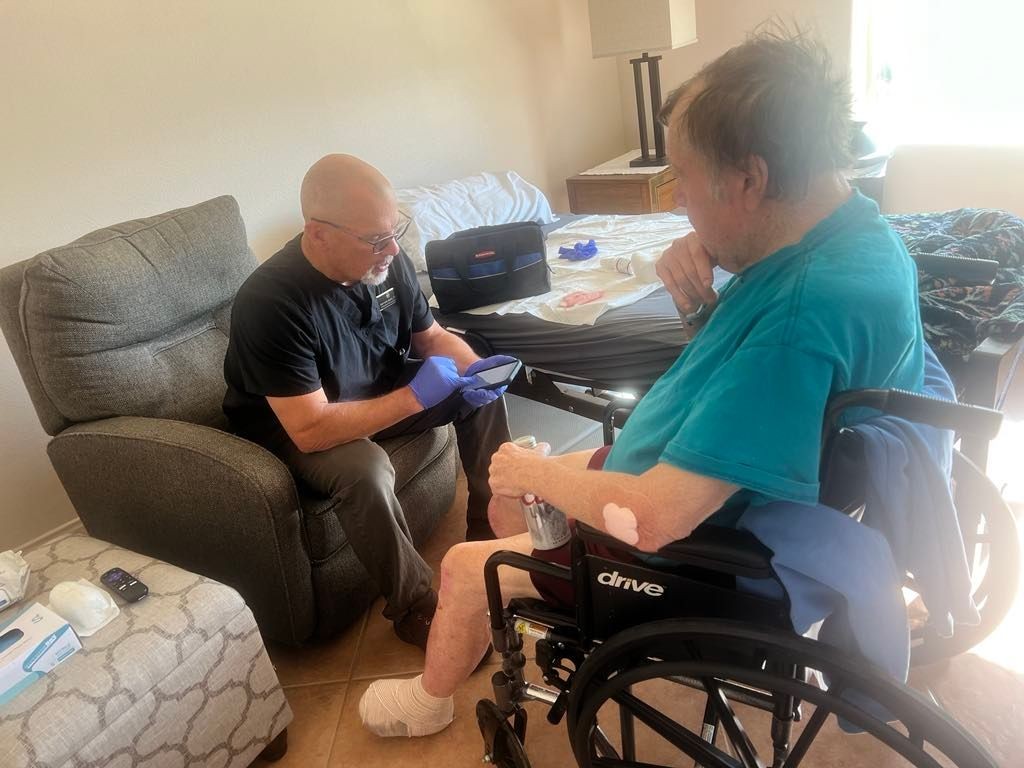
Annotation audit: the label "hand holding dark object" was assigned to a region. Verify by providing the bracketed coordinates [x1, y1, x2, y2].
[656, 231, 719, 314]
[466, 355, 518, 377]
[462, 386, 504, 409]
[408, 356, 472, 409]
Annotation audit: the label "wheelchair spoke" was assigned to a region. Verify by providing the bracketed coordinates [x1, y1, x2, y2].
[909, 728, 925, 750]
[702, 678, 767, 768]
[611, 689, 743, 768]
[781, 701, 831, 767]
[592, 725, 621, 760]
[619, 694, 637, 762]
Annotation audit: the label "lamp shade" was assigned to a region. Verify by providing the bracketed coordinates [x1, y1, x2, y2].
[588, 0, 697, 58]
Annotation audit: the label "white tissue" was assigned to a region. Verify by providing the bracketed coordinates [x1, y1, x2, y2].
[49, 579, 120, 637]
[0, 550, 30, 613]
[598, 253, 659, 283]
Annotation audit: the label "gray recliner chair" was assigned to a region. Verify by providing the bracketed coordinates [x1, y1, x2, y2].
[0, 195, 458, 645]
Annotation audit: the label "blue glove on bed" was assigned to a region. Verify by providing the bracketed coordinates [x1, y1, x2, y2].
[557, 239, 598, 261]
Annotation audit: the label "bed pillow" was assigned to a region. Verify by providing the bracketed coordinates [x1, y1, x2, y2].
[396, 170, 555, 271]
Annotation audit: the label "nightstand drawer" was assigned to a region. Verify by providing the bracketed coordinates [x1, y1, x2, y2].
[566, 166, 676, 215]
[568, 180, 650, 215]
[654, 177, 677, 212]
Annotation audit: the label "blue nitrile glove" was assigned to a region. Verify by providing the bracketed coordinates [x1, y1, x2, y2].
[462, 386, 504, 409]
[465, 355, 518, 378]
[408, 357, 472, 409]
[557, 239, 598, 261]
[462, 355, 517, 409]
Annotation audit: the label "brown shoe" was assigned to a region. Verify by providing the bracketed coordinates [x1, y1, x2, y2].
[393, 590, 438, 651]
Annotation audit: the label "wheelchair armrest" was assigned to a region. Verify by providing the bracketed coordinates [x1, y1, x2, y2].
[575, 522, 776, 580]
[602, 399, 637, 445]
[823, 388, 1003, 441]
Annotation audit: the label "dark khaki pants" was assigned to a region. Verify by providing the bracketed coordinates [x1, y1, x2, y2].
[278, 395, 510, 620]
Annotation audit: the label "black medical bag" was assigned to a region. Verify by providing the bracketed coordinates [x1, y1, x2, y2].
[426, 221, 550, 314]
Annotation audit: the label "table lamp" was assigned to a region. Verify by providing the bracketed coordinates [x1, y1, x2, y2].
[588, 0, 698, 167]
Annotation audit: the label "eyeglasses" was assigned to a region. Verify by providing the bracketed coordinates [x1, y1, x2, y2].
[311, 210, 412, 255]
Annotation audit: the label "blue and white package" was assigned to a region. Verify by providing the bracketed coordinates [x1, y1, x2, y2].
[0, 602, 82, 705]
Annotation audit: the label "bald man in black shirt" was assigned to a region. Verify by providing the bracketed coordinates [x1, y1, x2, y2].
[223, 154, 512, 649]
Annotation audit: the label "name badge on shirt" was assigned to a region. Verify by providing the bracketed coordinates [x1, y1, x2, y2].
[376, 286, 397, 312]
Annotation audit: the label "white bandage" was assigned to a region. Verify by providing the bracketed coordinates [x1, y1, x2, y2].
[359, 675, 454, 738]
[602, 503, 640, 545]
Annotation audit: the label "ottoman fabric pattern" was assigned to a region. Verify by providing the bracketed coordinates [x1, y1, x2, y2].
[0, 535, 292, 768]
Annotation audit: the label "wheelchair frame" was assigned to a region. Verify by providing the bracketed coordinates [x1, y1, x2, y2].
[476, 387, 1011, 767]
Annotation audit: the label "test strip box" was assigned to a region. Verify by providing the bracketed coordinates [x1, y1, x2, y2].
[0, 602, 82, 705]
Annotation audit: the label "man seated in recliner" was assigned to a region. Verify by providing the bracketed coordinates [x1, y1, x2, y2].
[358, 29, 927, 737]
[222, 154, 513, 650]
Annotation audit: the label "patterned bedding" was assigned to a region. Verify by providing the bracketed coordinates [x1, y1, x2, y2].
[886, 208, 1024, 358]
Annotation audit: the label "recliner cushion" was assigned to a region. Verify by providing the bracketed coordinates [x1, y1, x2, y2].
[18, 195, 255, 428]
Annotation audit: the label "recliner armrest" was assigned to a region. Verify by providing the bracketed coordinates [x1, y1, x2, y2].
[47, 416, 315, 644]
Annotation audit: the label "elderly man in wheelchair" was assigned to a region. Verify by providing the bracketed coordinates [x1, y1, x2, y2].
[358, 30, 1015, 767]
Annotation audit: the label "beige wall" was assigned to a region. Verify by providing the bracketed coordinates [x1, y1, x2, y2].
[0, 1, 626, 549]
[616, 0, 853, 148]
[884, 145, 1024, 217]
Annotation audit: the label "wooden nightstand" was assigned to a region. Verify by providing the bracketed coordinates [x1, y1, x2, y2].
[566, 166, 677, 215]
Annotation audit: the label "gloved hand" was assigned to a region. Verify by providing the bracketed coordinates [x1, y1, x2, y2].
[465, 355, 518, 378]
[462, 386, 504, 410]
[408, 357, 472, 409]
[462, 355, 517, 410]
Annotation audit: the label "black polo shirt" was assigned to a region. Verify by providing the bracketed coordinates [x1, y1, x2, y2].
[223, 234, 433, 448]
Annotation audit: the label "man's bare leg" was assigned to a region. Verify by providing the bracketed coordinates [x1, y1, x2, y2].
[360, 532, 540, 737]
[488, 493, 529, 538]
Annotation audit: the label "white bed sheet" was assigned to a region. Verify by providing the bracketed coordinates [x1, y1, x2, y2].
[427, 213, 695, 325]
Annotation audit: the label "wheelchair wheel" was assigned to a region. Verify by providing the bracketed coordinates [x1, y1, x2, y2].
[477, 700, 530, 768]
[910, 450, 1019, 667]
[567, 619, 996, 768]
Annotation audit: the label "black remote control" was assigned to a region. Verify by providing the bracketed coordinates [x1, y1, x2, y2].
[100, 567, 149, 602]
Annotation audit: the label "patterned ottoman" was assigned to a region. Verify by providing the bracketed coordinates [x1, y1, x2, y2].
[0, 535, 292, 767]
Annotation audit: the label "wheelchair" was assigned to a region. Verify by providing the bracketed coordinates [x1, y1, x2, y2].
[476, 386, 1017, 768]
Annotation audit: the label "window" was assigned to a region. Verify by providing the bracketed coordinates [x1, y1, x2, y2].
[851, 0, 1024, 145]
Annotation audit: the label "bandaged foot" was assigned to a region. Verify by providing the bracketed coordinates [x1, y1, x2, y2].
[359, 674, 454, 738]
[602, 502, 639, 545]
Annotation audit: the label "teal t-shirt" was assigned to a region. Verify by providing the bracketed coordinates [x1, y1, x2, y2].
[605, 191, 924, 506]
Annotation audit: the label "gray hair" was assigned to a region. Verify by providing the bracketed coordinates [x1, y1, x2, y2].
[659, 25, 852, 201]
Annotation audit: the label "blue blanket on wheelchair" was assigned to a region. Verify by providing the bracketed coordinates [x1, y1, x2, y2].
[735, 345, 979, 687]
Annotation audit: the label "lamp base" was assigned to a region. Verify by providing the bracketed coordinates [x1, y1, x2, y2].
[629, 154, 668, 168]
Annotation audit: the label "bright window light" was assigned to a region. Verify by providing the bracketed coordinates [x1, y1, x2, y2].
[851, 0, 1024, 146]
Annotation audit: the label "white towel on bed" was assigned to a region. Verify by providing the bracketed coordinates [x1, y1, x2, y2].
[427, 213, 695, 325]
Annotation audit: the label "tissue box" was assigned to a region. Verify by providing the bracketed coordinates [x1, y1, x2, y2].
[0, 602, 81, 706]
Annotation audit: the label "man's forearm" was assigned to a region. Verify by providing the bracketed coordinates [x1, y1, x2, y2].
[526, 460, 720, 552]
[292, 387, 422, 452]
[549, 448, 599, 471]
